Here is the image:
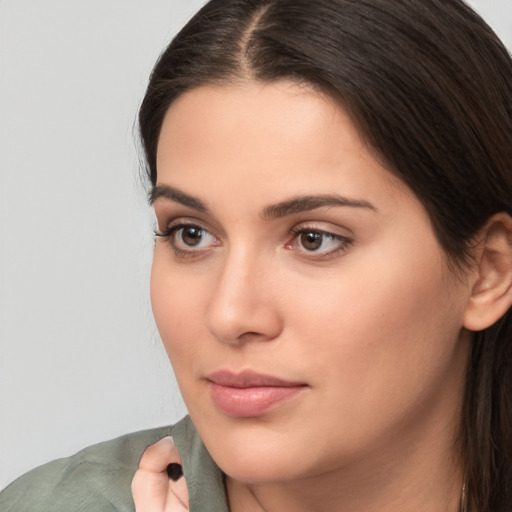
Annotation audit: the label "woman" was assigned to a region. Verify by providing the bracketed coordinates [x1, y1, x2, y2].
[2, 0, 511, 511]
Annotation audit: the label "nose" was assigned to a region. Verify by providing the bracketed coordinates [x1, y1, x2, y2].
[205, 249, 283, 346]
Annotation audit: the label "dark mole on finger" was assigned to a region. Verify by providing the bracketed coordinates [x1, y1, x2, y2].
[166, 463, 183, 481]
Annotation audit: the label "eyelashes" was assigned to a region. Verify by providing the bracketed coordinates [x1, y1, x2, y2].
[154, 221, 353, 260]
[287, 227, 352, 257]
[154, 223, 220, 258]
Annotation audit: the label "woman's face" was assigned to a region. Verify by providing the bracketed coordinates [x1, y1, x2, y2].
[151, 81, 471, 483]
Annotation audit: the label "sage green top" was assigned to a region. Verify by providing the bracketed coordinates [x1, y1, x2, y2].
[0, 416, 229, 512]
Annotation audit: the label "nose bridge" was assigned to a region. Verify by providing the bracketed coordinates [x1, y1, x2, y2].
[205, 244, 281, 344]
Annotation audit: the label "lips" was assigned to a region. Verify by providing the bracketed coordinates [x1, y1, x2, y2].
[205, 370, 308, 417]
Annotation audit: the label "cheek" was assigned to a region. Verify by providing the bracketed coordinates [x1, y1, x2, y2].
[286, 237, 466, 398]
[150, 252, 206, 362]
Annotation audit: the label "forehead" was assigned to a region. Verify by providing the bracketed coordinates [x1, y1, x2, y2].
[155, 80, 414, 213]
[157, 80, 349, 163]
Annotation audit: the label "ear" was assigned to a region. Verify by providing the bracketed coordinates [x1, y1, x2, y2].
[463, 212, 512, 331]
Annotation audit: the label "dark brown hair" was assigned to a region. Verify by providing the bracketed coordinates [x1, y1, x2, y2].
[139, 1, 512, 510]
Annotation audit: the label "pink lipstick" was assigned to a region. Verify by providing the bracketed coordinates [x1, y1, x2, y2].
[206, 370, 307, 417]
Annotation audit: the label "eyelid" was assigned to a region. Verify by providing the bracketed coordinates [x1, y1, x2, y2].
[154, 208, 222, 236]
[155, 215, 214, 235]
[154, 221, 216, 241]
[289, 220, 353, 241]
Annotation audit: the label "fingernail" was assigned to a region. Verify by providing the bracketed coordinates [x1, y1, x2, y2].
[166, 462, 183, 481]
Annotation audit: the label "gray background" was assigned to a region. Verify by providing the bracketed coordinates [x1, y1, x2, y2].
[0, 0, 511, 491]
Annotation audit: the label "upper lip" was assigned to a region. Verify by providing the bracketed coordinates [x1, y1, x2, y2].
[205, 370, 306, 388]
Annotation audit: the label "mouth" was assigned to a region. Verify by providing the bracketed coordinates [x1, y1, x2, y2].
[205, 370, 308, 417]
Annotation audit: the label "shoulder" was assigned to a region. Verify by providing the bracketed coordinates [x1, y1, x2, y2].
[0, 417, 228, 512]
[0, 425, 172, 512]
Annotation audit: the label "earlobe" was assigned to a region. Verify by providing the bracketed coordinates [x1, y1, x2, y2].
[463, 212, 512, 332]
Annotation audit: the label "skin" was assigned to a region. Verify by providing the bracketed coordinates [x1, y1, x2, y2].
[147, 81, 474, 512]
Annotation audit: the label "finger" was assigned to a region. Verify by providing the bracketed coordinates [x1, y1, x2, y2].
[164, 486, 189, 512]
[170, 472, 189, 510]
[132, 466, 169, 512]
[132, 436, 189, 511]
[138, 436, 183, 472]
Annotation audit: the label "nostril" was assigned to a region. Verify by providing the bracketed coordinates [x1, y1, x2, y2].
[238, 331, 271, 343]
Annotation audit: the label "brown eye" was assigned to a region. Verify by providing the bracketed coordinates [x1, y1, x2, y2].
[180, 226, 205, 246]
[155, 222, 219, 257]
[300, 231, 323, 251]
[288, 227, 353, 258]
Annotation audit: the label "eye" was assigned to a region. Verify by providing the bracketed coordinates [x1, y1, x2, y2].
[175, 226, 210, 248]
[155, 222, 219, 256]
[287, 227, 352, 258]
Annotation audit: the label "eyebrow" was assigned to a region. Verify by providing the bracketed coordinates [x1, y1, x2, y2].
[150, 184, 378, 217]
[262, 195, 378, 219]
[150, 185, 209, 212]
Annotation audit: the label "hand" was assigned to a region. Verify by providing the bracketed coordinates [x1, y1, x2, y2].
[132, 436, 190, 512]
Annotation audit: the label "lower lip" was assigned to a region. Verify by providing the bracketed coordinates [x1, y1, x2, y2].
[209, 382, 306, 417]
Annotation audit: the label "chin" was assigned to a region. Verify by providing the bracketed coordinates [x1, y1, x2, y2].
[191, 414, 316, 484]
[219, 453, 306, 485]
